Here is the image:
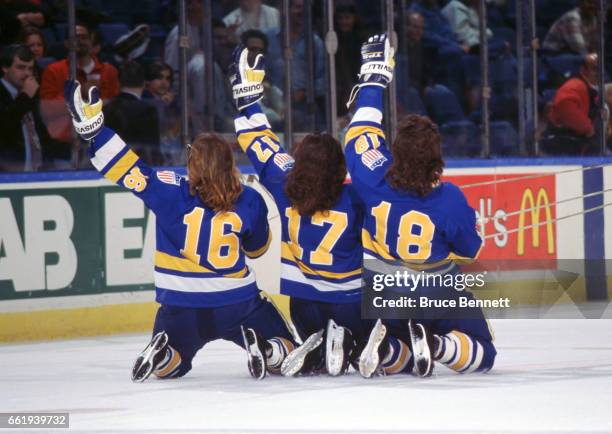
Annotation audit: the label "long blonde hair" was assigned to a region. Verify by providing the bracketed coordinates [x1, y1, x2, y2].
[187, 133, 243, 212]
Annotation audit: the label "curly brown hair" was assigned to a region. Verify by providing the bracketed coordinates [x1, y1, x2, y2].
[386, 115, 445, 196]
[285, 133, 346, 216]
[187, 133, 243, 212]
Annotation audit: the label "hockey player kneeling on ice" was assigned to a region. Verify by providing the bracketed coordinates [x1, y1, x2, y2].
[229, 44, 373, 376]
[64, 80, 295, 381]
[344, 34, 497, 378]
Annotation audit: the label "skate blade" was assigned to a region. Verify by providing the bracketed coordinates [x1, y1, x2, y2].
[281, 329, 324, 377]
[326, 320, 345, 377]
[359, 320, 386, 379]
[131, 332, 168, 383]
[409, 322, 433, 378]
[241, 326, 266, 380]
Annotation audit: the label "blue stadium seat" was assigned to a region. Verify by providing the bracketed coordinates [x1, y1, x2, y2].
[440, 120, 481, 157]
[37, 56, 57, 69]
[541, 88, 557, 104]
[489, 121, 519, 155]
[544, 54, 584, 79]
[492, 27, 516, 50]
[398, 86, 427, 116]
[424, 84, 465, 125]
[462, 54, 481, 87]
[99, 23, 130, 46]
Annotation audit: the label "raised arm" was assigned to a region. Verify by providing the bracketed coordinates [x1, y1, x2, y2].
[230, 45, 294, 189]
[344, 34, 395, 193]
[64, 80, 185, 215]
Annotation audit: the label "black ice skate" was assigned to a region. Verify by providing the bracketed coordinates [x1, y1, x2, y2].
[408, 320, 435, 378]
[325, 319, 356, 376]
[358, 319, 388, 378]
[132, 331, 169, 382]
[280, 329, 324, 376]
[241, 326, 268, 380]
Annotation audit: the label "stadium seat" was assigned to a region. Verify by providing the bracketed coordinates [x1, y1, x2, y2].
[440, 120, 481, 157]
[492, 27, 516, 51]
[489, 121, 520, 155]
[37, 56, 57, 69]
[398, 86, 427, 116]
[424, 84, 466, 125]
[99, 23, 131, 46]
[544, 54, 584, 79]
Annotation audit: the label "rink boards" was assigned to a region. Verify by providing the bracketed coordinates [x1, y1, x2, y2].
[1, 158, 611, 341]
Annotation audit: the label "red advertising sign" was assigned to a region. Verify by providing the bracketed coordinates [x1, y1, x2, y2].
[443, 173, 557, 262]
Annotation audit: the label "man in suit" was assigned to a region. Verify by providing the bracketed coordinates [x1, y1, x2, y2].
[0, 44, 68, 172]
[104, 60, 161, 165]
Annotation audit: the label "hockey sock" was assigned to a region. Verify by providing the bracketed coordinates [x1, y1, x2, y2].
[381, 337, 412, 375]
[153, 345, 182, 378]
[267, 337, 295, 372]
[435, 331, 487, 373]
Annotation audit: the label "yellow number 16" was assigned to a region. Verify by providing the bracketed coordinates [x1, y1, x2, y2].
[181, 207, 243, 269]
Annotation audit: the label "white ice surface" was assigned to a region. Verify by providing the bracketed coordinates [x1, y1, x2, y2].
[1, 319, 612, 433]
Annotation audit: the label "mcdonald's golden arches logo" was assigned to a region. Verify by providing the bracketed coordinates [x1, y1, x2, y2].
[517, 188, 555, 255]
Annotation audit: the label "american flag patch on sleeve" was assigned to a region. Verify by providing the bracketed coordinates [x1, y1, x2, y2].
[156, 170, 182, 186]
[273, 153, 294, 172]
[361, 149, 387, 171]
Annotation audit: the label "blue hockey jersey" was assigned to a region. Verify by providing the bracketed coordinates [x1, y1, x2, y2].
[235, 104, 363, 303]
[344, 87, 482, 272]
[89, 127, 270, 307]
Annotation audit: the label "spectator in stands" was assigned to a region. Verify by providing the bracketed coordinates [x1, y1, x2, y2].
[542, 53, 602, 155]
[0, 1, 50, 45]
[40, 21, 119, 149]
[409, 0, 467, 53]
[0, 44, 67, 172]
[19, 26, 46, 80]
[266, 0, 325, 130]
[441, 0, 493, 54]
[409, 0, 466, 104]
[143, 61, 180, 163]
[223, 0, 280, 36]
[164, 0, 205, 81]
[187, 20, 235, 133]
[241, 29, 284, 128]
[213, 17, 239, 76]
[543, 0, 597, 55]
[403, 11, 432, 95]
[105, 60, 161, 165]
[334, 4, 366, 117]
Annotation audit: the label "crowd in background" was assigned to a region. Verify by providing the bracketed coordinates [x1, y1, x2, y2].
[1, 0, 612, 173]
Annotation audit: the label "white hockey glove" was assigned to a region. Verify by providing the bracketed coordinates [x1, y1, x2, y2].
[229, 44, 265, 111]
[64, 80, 104, 140]
[347, 34, 395, 108]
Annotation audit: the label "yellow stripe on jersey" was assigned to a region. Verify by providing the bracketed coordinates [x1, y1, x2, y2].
[362, 229, 395, 261]
[363, 229, 474, 272]
[447, 243, 484, 264]
[244, 231, 272, 259]
[345, 125, 385, 145]
[155, 251, 248, 278]
[281, 243, 362, 280]
[104, 149, 139, 182]
[237, 129, 280, 153]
